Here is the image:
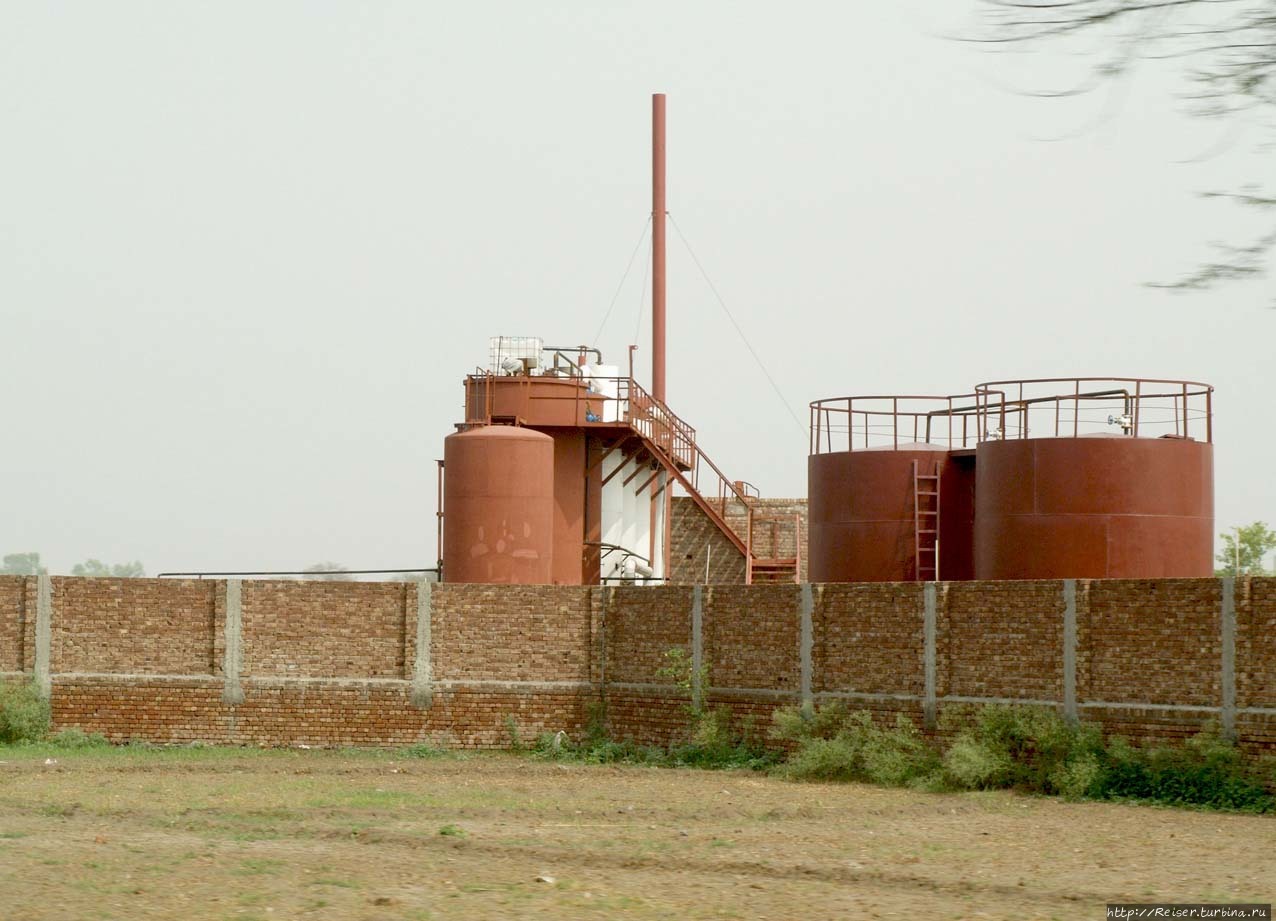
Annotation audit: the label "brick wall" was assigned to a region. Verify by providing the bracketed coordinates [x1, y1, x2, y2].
[0, 576, 24, 673]
[668, 500, 747, 584]
[667, 497, 809, 584]
[6, 574, 1273, 753]
[52, 578, 216, 676]
[942, 580, 1064, 702]
[240, 581, 407, 679]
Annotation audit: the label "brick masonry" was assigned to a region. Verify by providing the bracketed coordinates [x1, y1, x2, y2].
[0, 574, 1272, 752]
[668, 497, 809, 584]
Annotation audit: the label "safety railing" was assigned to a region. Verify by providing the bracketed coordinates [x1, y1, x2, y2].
[809, 394, 986, 454]
[464, 372, 696, 468]
[973, 377, 1214, 443]
[810, 378, 1214, 454]
[465, 370, 759, 562]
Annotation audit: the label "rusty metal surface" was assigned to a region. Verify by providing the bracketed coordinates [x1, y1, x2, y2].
[809, 378, 1215, 582]
[652, 92, 666, 403]
[808, 447, 950, 583]
[441, 426, 555, 584]
[550, 429, 590, 586]
[974, 436, 1214, 579]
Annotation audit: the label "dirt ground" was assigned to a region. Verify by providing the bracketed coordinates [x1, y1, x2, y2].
[0, 746, 1271, 921]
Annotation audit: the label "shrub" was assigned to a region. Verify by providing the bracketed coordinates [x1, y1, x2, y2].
[1098, 728, 1274, 812]
[0, 681, 50, 744]
[938, 705, 1107, 795]
[773, 706, 940, 786]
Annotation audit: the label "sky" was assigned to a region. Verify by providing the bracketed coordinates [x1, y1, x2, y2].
[2, 2, 1271, 575]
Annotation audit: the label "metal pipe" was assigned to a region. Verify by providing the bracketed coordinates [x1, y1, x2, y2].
[157, 569, 440, 580]
[652, 92, 667, 402]
[542, 345, 603, 365]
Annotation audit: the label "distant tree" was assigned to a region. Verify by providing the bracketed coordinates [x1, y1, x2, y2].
[302, 562, 352, 581]
[1, 552, 46, 575]
[1215, 522, 1276, 576]
[71, 560, 146, 578]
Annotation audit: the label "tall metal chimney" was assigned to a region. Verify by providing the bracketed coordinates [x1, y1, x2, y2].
[651, 93, 667, 403]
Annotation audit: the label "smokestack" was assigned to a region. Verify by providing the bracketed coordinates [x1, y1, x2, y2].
[652, 93, 666, 403]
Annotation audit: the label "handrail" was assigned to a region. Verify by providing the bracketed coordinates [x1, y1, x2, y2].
[463, 370, 758, 564]
[810, 377, 1214, 453]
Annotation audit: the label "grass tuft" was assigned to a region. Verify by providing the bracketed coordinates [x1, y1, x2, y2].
[0, 681, 50, 744]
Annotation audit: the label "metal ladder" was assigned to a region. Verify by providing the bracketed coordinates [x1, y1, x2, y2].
[912, 460, 940, 581]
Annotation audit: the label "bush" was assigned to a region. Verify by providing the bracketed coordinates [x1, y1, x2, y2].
[1098, 729, 1274, 812]
[773, 707, 940, 786]
[775, 702, 1274, 814]
[938, 705, 1106, 795]
[0, 681, 50, 744]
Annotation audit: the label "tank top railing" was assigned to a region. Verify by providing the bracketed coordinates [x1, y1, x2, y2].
[809, 395, 985, 455]
[810, 378, 1214, 454]
[972, 378, 1214, 443]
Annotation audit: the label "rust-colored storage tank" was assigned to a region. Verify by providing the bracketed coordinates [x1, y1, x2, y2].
[974, 435, 1213, 579]
[808, 395, 978, 583]
[442, 425, 555, 584]
[809, 445, 950, 582]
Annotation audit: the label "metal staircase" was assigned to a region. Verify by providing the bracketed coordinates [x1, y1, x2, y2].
[621, 384, 796, 584]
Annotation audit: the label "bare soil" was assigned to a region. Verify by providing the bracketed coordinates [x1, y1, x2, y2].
[0, 746, 1271, 920]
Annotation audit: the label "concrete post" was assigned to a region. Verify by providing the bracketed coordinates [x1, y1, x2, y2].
[691, 585, 703, 712]
[411, 581, 434, 708]
[221, 579, 244, 706]
[799, 583, 814, 713]
[33, 574, 52, 700]
[923, 582, 937, 729]
[1220, 577, 1236, 740]
[1062, 579, 1078, 723]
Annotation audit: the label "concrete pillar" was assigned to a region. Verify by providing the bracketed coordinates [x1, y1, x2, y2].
[411, 581, 434, 708]
[691, 585, 703, 712]
[221, 579, 244, 706]
[799, 583, 814, 713]
[1221, 577, 1236, 740]
[1062, 579, 1078, 723]
[923, 582, 937, 729]
[33, 574, 52, 700]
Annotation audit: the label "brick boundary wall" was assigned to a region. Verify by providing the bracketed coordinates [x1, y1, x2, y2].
[1, 575, 1272, 752]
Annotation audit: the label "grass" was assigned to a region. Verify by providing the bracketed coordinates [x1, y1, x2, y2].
[0, 745, 1272, 919]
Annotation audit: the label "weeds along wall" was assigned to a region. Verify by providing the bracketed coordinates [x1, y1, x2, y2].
[0, 576, 1273, 751]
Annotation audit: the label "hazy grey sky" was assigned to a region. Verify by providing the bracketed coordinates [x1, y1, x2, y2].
[2, 2, 1271, 575]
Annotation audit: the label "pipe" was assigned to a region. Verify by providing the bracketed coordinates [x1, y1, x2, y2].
[652, 93, 667, 403]
[542, 345, 603, 365]
[155, 563, 438, 576]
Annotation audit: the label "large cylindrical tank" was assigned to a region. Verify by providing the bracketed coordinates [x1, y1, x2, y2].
[442, 426, 555, 584]
[809, 445, 950, 582]
[974, 435, 1213, 579]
